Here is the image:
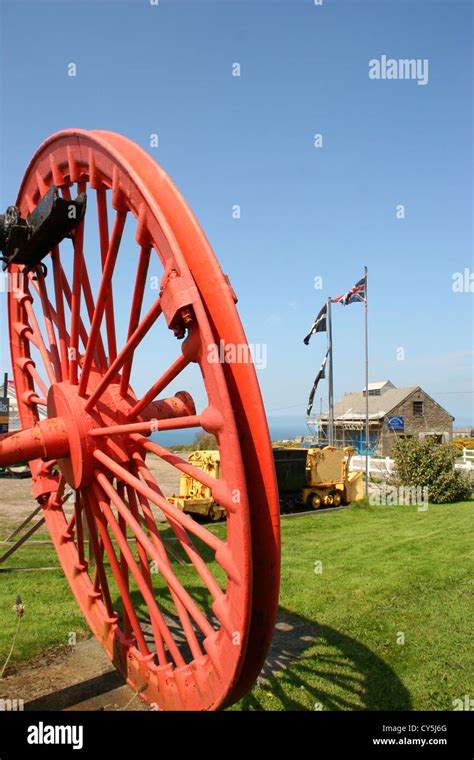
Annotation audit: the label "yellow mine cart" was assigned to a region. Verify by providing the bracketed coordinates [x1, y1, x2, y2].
[168, 450, 225, 521]
[303, 446, 364, 509]
[170, 446, 364, 519]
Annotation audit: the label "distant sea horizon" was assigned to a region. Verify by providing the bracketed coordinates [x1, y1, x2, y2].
[150, 412, 473, 448]
[151, 415, 309, 447]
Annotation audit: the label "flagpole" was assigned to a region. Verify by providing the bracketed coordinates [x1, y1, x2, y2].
[327, 297, 334, 446]
[364, 265, 369, 497]
[319, 396, 323, 446]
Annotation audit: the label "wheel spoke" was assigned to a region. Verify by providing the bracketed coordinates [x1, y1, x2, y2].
[27, 394, 47, 406]
[84, 295, 162, 413]
[128, 352, 190, 420]
[93, 448, 227, 558]
[97, 188, 118, 367]
[51, 246, 70, 381]
[64, 508, 76, 539]
[22, 298, 57, 386]
[58, 263, 89, 353]
[68, 212, 86, 384]
[131, 434, 235, 511]
[125, 480, 203, 662]
[95, 471, 216, 641]
[86, 485, 154, 659]
[91, 480, 186, 666]
[33, 268, 62, 380]
[90, 414, 202, 438]
[59, 185, 108, 371]
[22, 360, 48, 399]
[30, 272, 71, 351]
[131, 453, 225, 604]
[92, 537, 106, 595]
[117, 481, 132, 640]
[81, 490, 115, 618]
[78, 261, 108, 371]
[74, 492, 86, 568]
[78, 210, 127, 396]
[119, 245, 152, 396]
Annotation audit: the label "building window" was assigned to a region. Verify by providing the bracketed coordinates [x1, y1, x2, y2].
[425, 434, 443, 444]
[413, 401, 423, 417]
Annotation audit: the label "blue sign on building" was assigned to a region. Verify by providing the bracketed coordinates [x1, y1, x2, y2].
[387, 416, 404, 431]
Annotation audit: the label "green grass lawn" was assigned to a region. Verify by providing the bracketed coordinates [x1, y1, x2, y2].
[233, 500, 474, 711]
[1, 500, 473, 710]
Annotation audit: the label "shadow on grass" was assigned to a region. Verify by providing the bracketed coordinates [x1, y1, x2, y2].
[123, 587, 411, 711]
[237, 607, 412, 711]
[16, 603, 411, 711]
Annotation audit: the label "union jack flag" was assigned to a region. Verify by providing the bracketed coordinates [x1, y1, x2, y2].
[331, 276, 366, 305]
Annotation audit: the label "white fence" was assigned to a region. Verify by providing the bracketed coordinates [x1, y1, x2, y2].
[350, 448, 474, 478]
[457, 448, 474, 471]
[349, 455, 394, 478]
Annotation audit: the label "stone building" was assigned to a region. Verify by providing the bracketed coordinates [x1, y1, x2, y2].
[314, 380, 454, 456]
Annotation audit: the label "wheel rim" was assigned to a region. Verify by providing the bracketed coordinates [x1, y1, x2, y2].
[6, 129, 280, 710]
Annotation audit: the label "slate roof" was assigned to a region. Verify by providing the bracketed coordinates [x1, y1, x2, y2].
[320, 385, 420, 422]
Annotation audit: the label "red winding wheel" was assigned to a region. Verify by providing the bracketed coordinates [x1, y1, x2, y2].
[0, 130, 280, 710]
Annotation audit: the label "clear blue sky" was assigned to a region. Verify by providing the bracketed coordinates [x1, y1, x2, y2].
[0, 0, 472, 427]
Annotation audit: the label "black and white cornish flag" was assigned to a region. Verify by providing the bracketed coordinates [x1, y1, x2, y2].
[303, 303, 327, 345]
[306, 351, 329, 416]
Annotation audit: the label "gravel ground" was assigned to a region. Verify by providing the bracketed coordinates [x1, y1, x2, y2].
[0, 611, 314, 711]
[0, 452, 186, 536]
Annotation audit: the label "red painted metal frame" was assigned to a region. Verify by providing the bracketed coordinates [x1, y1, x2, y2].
[3, 130, 280, 710]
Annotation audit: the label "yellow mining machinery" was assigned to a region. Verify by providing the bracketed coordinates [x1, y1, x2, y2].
[302, 446, 364, 509]
[168, 450, 226, 521]
[169, 446, 364, 519]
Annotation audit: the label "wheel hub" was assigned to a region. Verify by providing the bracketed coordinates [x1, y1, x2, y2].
[47, 373, 135, 489]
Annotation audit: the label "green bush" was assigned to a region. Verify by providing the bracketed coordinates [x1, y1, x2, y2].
[392, 437, 472, 504]
[191, 431, 217, 451]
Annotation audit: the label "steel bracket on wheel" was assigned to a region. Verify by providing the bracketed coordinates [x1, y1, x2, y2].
[159, 268, 199, 335]
[0, 185, 86, 274]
